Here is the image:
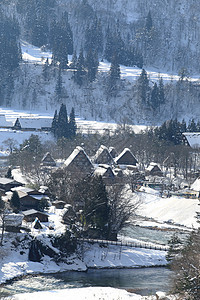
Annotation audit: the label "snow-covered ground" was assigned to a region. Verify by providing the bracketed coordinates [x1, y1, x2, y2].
[136, 187, 200, 229]
[7, 287, 176, 300]
[0, 107, 147, 151]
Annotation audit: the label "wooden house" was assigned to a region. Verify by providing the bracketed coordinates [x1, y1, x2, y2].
[64, 146, 94, 175]
[94, 164, 115, 184]
[145, 162, 163, 177]
[41, 152, 56, 167]
[0, 178, 24, 192]
[16, 191, 40, 211]
[115, 148, 138, 166]
[23, 209, 49, 222]
[93, 145, 115, 165]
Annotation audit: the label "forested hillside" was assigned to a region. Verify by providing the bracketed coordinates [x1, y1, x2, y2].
[0, 0, 200, 125]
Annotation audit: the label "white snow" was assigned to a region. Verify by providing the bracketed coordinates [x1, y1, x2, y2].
[137, 187, 200, 228]
[6, 286, 173, 300]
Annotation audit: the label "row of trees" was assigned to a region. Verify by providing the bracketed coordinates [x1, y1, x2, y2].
[154, 118, 200, 145]
[137, 69, 165, 109]
[51, 104, 77, 139]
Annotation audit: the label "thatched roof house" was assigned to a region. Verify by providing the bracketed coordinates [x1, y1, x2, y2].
[93, 145, 115, 165]
[145, 162, 163, 176]
[41, 152, 56, 167]
[115, 148, 138, 166]
[94, 164, 115, 179]
[64, 146, 94, 175]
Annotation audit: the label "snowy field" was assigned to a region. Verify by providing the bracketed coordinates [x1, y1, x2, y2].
[0, 107, 147, 151]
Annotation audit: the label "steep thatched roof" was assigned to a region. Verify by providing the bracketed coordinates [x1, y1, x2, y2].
[115, 148, 138, 166]
[93, 145, 115, 165]
[64, 146, 94, 174]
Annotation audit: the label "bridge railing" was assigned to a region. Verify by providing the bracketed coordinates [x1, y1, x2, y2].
[77, 238, 169, 251]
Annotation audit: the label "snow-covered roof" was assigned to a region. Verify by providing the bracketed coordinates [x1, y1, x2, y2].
[93, 145, 115, 165]
[12, 186, 34, 193]
[15, 117, 53, 129]
[64, 146, 93, 172]
[41, 152, 56, 166]
[191, 178, 200, 192]
[0, 115, 12, 127]
[22, 209, 49, 216]
[183, 132, 200, 148]
[0, 178, 23, 185]
[146, 162, 161, 172]
[115, 148, 138, 166]
[94, 165, 115, 177]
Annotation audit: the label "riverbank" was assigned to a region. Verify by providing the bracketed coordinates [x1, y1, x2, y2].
[0, 233, 167, 285]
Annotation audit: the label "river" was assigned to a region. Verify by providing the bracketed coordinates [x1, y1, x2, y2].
[0, 267, 173, 298]
[0, 225, 183, 298]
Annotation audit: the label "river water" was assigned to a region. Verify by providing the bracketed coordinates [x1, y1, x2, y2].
[0, 267, 173, 298]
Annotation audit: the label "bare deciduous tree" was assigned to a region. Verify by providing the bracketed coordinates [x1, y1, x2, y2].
[107, 184, 140, 240]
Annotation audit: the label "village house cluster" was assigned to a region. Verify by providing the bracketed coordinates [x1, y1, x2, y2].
[1, 141, 200, 232]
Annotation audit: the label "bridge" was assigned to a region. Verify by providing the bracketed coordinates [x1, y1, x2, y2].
[78, 238, 169, 252]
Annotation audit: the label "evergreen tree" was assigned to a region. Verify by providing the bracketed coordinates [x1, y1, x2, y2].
[158, 77, 165, 104]
[42, 58, 50, 81]
[85, 17, 103, 55]
[107, 55, 121, 96]
[85, 49, 99, 82]
[74, 49, 85, 86]
[57, 104, 69, 139]
[10, 191, 20, 211]
[69, 107, 77, 138]
[150, 82, 159, 109]
[0, 15, 21, 72]
[50, 13, 73, 68]
[187, 119, 197, 132]
[137, 69, 150, 103]
[180, 119, 187, 133]
[51, 109, 58, 137]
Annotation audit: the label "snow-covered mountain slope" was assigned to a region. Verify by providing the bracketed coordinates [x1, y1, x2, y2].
[60, 0, 200, 74]
[1, 1, 200, 125]
[9, 41, 199, 125]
